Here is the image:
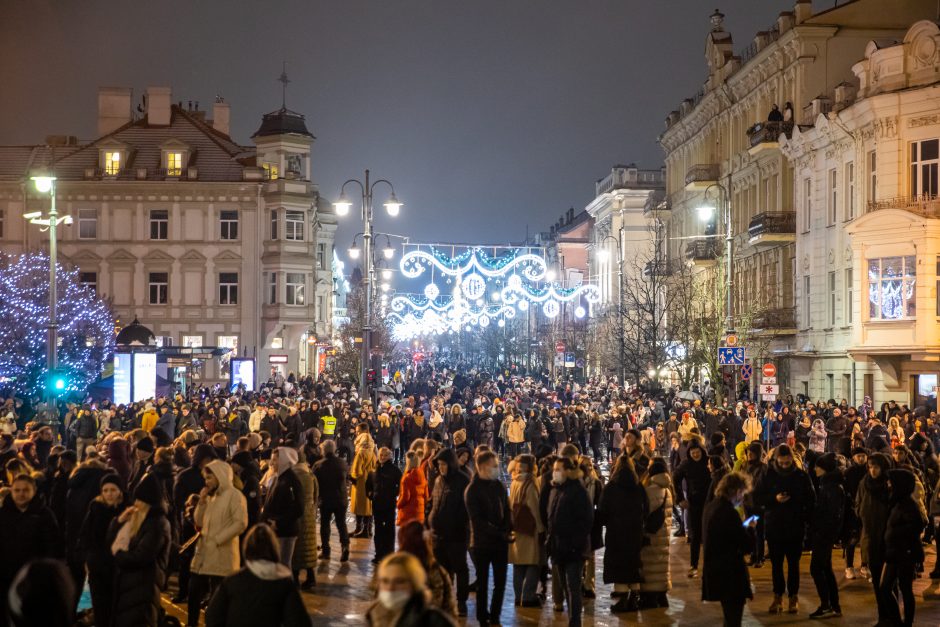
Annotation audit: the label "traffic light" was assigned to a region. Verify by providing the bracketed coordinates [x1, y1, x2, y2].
[366, 368, 376, 384]
[46, 369, 68, 394]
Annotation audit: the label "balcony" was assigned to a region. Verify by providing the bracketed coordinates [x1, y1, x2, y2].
[684, 164, 720, 191]
[867, 195, 940, 218]
[643, 194, 671, 219]
[747, 211, 796, 248]
[746, 120, 794, 156]
[643, 260, 674, 279]
[750, 307, 797, 336]
[685, 240, 718, 266]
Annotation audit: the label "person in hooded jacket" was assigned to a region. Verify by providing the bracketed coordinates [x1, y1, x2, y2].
[351, 427, 378, 538]
[639, 457, 674, 609]
[261, 447, 304, 567]
[808, 419, 828, 454]
[107, 472, 172, 627]
[290, 449, 320, 589]
[880, 468, 928, 627]
[807, 453, 844, 619]
[673, 439, 710, 578]
[371, 447, 403, 563]
[429, 447, 471, 615]
[188, 459, 249, 627]
[205, 523, 309, 627]
[856, 452, 893, 622]
[79, 473, 125, 627]
[312, 439, 350, 561]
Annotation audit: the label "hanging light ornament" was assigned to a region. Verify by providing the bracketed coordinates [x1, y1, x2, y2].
[543, 299, 560, 318]
[424, 282, 440, 301]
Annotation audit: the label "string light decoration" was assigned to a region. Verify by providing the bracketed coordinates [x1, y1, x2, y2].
[0, 253, 115, 398]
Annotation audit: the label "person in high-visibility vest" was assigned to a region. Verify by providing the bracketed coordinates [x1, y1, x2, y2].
[321, 413, 337, 438]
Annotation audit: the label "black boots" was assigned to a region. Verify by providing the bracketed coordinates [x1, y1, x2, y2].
[351, 516, 365, 538]
[611, 591, 639, 613]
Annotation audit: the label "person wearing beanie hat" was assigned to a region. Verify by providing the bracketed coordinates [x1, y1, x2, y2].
[882, 468, 928, 626]
[261, 447, 305, 566]
[127, 437, 155, 496]
[108, 472, 171, 627]
[842, 446, 869, 580]
[230, 451, 263, 529]
[7, 558, 75, 627]
[807, 452, 845, 618]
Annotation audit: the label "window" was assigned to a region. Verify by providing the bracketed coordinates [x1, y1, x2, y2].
[286, 273, 305, 305]
[802, 178, 812, 232]
[286, 154, 303, 177]
[269, 272, 277, 305]
[803, 275, 811, 328]
[220, 210, 238, 240]
[149, 272, 168, 305]
[828, 271, 837, 327]
[77, 208, 97, 239]
[845, 268, 854, 324]
[317, 243, 326, 270]
[868, 256, 916, 320]
[182, 335, 203, 348]
[318, 295, 326, 322]
[79, 271, 97, 294]
[285, 211, 304, 241]
[828, 168, 838, 225]
[827, 374, 835, 399]
[262, 162, 278, 180]
[104, 151, 121, 176]
[869, 151, 877, 206]
[911, 139, 939, 198]
[846, 161, 855, 220]
[270, 210, 278, 240]
[165, 152, 183, 177]
[219, 272, 238, 305]
[150, 209, 168, 240]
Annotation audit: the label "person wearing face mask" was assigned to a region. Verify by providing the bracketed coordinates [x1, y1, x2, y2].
[464, 450, 511, 627]
[366, 552, 457, 626]
[701, 471, 757, 627]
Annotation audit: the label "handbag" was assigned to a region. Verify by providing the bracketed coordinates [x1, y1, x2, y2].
[645, 500, 666, 534]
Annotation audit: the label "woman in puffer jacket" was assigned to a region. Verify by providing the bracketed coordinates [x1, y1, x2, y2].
[809, 419, 828, 454]
[639, 457, 674, 609]
[290, 451, 319, 589]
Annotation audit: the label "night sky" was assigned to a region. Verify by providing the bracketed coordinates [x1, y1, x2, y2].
[1, 0, 800, 251]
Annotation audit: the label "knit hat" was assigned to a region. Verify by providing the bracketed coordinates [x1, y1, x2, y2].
[815, 452, 838, 473]
[58, 450, 77, 464]
[99, 473, 124, 492]
[626, 428, 642, 441]
[634, 454, 651, 476]
[132, 473, 163, 508]
[850, 446, 869, 457]
[888, 468, 916, 498]
[190, 443, 217, 469]
[648, 457, 668, 477]
[135, 437, 154, 454]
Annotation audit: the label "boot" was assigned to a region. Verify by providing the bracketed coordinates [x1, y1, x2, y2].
[364, 517, 373, 538]
[350, 516, 365, 538]
[340, 545, 350, 562]
[768, 595, 783, 614]
[301, 568, 316, 590]
[637, 592, 658, 610]
[787, 595, 799, 614]
[656, 592, 669, 608]
[611, 591, 639, 613]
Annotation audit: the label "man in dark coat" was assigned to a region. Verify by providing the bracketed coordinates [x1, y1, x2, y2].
[65, 454, 110, 604]
[545, 456, 593, 627]
[312, 439, 350, 561]
[598, 454, 648, 612]
[464, 450, 511, 627]
[369, 447, 402, 563]
[808, 453, 844, 618]
[673, 440, 710, 577]
[758, 444, 816, 613]
[260, 447, 304, 566]
[881, 468, 928, 627]
[429, 447, 471, 615]
[231, 451, 263, 528]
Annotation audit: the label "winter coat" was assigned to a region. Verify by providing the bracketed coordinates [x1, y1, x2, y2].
[291, 462, 320, 570]
[742, 417, 762, 443]
[701, 496, 752, 603]
[757, 462, 815, 541]
[350, 439, 377, 516]
[884, 469, 928, 565]
[261, 465, 305, 538]
[856, 472, 892, 564]
[598, 470, 648, 584]
[371, 460, 403, 516]
[810, 470, 845, 546]
[365, 592, 457, 627]
[79, 498, 124, 575]
[808, 420, 828, 453]
[397, 467, 427, 525]
[508, 472, 543, 565]
[155, 410, 176, 442]
[506, 417, 526, 444]
[205, 560, 310, 627]
[109, 506, 172, 627]
[192, 460, 248, 577]
[65, 458, 110, 551]
[465, 474, 512, 552]
[312, 453, 349, 511]
[640, 473, 673, 592]
[0, 495, 60, 592]
[428, 449, 470, 544]
[238, 461, 263, 528]
[546, 476, 593, 563]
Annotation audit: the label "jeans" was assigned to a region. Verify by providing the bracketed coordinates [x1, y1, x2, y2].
[319, 505, 349, 553]
[188, 573, 222, 626]
[435, 540, 469, 608]
[810, 541, 839, 609]
[373, 510, 396, 562]
[768, 534, 802, 596]
[471, 545, 508, 625]
[720, 599, 744, 627]
[555, 559, 585, 627]
[881, 561, 916, 626]
[277, 537, 297, 567]
[512, 563, 539, 603]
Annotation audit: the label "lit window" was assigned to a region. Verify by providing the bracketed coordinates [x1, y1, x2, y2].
[219, 272, 238, 305]
[149, 272, 169, 305]
[220, 210, 238, 240]
[217, 335, 238, 377]
[285, 210, 304, 241]
[77, 208, 97, 239]
[150, 209, 168, 240]
[262, 162, 279, 180]
[182, 335, 203, 347]
[868, 256, 916, 320]
[104, 151, 121, 176]
[286, 273, 305, 305]
[166, 152, 183, 177]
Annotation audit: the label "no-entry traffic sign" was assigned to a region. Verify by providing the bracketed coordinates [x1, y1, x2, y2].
[762, 363, 777, 378]
[555, 341, 565, 353]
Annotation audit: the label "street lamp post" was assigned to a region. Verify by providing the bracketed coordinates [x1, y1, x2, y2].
[335, 170, 400, 401]
[598, 231, 624, 386]
[696, 183, 733, 333]
[26, 172, 71, 422]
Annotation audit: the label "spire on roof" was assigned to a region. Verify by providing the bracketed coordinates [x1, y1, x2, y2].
[278, 61, 291, 110]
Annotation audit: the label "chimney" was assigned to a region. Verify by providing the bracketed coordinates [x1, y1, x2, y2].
[145, 86, 172, 126]
[97, 87, 132, 136]
[212, 101, 231, 136]
[794, 0, 812, 24]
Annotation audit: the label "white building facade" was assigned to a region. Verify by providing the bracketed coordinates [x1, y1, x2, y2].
[0, 85, 336, 389]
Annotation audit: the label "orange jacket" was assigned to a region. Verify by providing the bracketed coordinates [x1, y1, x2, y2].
[396, 466, 427, 526]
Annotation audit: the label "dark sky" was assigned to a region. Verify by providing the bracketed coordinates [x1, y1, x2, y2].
[1, 0, 802, 250]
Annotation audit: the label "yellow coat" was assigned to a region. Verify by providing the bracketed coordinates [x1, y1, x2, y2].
[141, 410, 159, 433]
[350, 440, 377, 516]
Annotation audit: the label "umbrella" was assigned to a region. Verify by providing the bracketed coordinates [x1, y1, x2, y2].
[375, 384, 398, 396]
[676, 390, 702, 402]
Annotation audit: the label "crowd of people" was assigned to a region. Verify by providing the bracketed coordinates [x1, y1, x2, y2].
[0, 363, 938, 627]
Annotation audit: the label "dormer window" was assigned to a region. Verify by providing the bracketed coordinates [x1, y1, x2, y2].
[104, 151, 122, 176]
[262, 162, 279, 180]
[166, 151, 183, 177]
[159, 139, 191, 178]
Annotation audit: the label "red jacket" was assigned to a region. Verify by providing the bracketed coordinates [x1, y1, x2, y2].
[397, 467, 427, 526]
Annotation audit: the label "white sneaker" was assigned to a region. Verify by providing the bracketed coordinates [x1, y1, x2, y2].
[859, 566, 870, 579]
[844, 568, 855, 580]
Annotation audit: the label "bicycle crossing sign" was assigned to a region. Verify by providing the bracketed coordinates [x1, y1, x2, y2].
[718, 347, 746, 366]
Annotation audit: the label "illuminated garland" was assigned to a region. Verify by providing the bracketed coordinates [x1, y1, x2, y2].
[0, 252, 115, 398]
[400, 246, 547, 280]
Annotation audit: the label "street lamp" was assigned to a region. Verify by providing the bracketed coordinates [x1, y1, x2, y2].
[696, 183, 733, 334]
[598, 232, 624, 385]
[348, 244, 361, 260]
[334, 170, 401, 400]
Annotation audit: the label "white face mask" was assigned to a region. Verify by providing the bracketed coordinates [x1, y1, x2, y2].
[378, 589, 411, 610]
[552, 470, 565, 484]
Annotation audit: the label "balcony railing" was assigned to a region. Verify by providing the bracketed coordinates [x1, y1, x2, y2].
[643, 260, 674, 278]
[751, 307, 797, 332]
[867, 195, 940, 218]
[685, 240, 718, 262]
[748, 211, 796, 239]
[746, 120, 794, 148]
[684, 164, 720, 187]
